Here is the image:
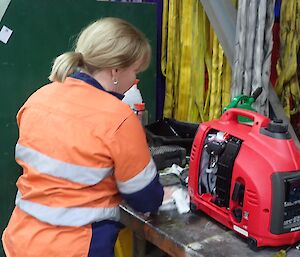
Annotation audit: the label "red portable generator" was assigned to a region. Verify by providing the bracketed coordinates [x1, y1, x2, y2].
[188, 108, 300, 249]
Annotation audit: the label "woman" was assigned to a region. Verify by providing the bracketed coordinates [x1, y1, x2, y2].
[2, 17, 164, 257]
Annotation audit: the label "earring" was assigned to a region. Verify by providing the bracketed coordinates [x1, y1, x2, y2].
[113, 79, 118, 86]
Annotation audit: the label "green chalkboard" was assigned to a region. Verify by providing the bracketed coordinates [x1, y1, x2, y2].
[0, 1, 157, 255]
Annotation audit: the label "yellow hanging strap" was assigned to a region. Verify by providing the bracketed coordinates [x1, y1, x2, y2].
[209, 33, 222, 120]
[188, 3, 207, 122]
[207, 32, 231, 120]
[161, 0, 180, 118]
[203, 26, 213, 121]
[176, 0, 193, 120]
[162, 0, 209, 121]
[161, 0, 232, 122]
[204, 0, 236, 120]
[275, 0, 300, 118]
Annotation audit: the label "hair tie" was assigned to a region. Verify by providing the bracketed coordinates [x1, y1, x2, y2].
[76, 51, 83, 59]
[75, 51, 84, 65]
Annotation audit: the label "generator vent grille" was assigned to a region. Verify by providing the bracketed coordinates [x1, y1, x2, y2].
[246, 189, 259, 206]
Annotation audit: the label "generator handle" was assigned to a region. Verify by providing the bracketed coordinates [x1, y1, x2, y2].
[221, 108, 270, 131]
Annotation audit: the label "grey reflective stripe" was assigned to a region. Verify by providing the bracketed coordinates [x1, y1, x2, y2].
[15, 143, 113, 185]
[15, 191, 120, 226]
[117, 158, 157, 194]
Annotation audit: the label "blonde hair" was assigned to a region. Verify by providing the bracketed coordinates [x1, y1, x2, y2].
[49, 17, 151, 82]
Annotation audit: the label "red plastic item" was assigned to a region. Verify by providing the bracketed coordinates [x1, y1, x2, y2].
[133, 102, 145, 111]
[188, 108, 300, 249]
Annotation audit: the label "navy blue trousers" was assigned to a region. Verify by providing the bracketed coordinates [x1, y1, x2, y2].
[87, 220, 123, 257]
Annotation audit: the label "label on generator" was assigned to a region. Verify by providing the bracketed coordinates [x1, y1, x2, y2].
[233, 225, 248, 237]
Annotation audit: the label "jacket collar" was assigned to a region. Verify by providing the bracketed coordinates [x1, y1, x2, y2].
[70, 72, 124, 100]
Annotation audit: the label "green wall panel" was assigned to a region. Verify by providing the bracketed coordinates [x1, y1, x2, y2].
[0, 1, 157, 255]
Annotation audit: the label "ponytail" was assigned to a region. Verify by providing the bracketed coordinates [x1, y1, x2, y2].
[48, 51, 83, 82]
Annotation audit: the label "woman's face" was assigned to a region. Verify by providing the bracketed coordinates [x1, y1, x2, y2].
[113, 60, 142, 94]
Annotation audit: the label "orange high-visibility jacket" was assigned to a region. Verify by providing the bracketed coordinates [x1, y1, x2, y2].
[2, 73, 163, 257]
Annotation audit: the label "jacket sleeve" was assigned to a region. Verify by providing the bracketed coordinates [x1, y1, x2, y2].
[108, 113, 164, 213]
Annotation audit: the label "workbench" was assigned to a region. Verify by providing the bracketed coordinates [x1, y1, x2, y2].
[120, 203, 300, 257]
